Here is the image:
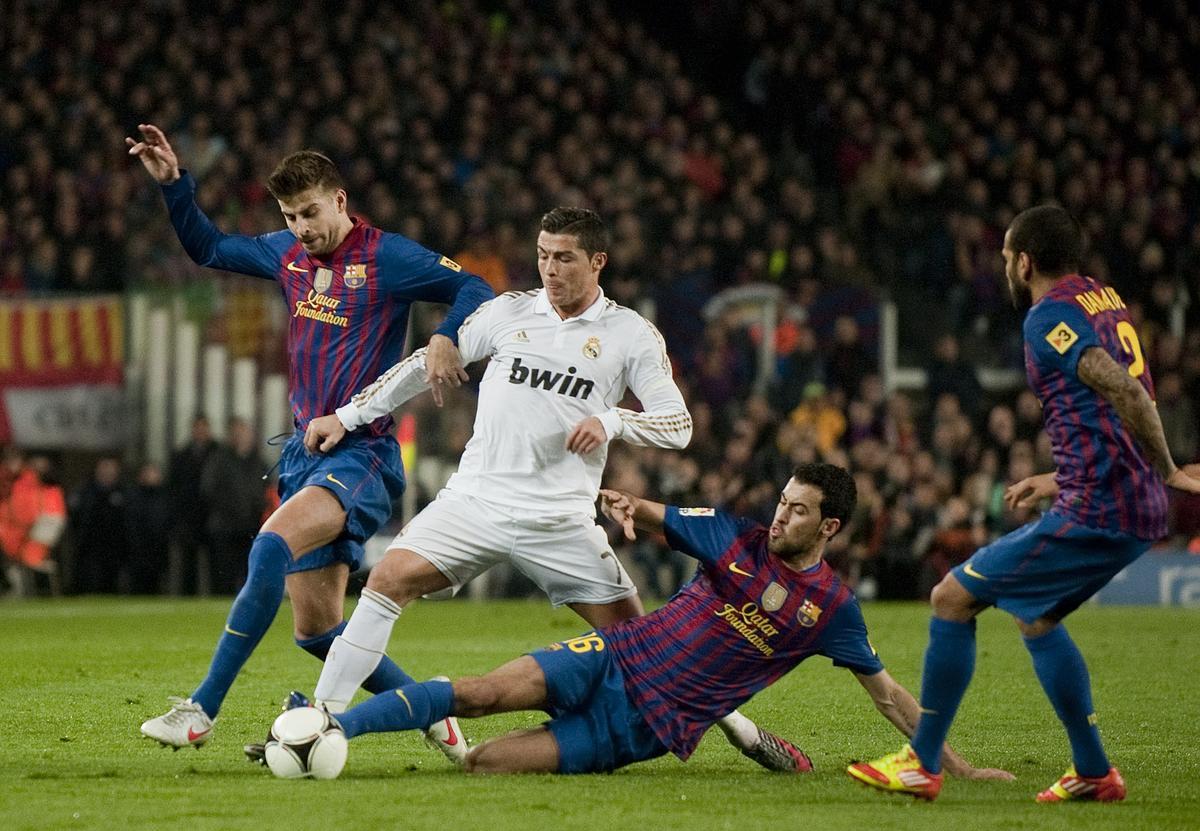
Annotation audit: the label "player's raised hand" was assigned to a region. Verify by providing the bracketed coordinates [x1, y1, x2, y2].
[599, 489, 637, 541]
[1165, 466, 1200, 494]
[566, 416, 608, 455]
[304, 413, 347, 454]
[125, 124, 181, 184]
[1004, 471, 1058, 511]
[423, 334, 469, 407]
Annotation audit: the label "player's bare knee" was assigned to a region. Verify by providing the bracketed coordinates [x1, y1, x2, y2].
[451, 676, 500, 717]
[930, 575, 976, 621]
[363, 557, 425, 606]
[1016, 617, 1057, 639]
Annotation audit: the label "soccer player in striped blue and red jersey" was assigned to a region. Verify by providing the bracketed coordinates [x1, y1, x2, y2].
[851, 205, 1200, 803]
[126, 124, 493, 754]
[293, 464, 1010, 779]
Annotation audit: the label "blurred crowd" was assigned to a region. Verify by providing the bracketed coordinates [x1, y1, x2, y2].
[0, 417, 275, 597]
[2, 0, 1199, 596]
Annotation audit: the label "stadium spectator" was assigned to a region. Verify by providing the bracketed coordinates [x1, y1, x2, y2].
[124, 462, 171, 595]
[0, 448, 66, 597]
[166, 415, 217, 596]
[69, 456, 126, 594]
[200, 417, 267, 594]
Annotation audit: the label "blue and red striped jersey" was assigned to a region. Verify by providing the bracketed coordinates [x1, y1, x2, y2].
[1023, 274, 1168, 540]
[161, 172, 493, 437]
[602, 508, 883, 760]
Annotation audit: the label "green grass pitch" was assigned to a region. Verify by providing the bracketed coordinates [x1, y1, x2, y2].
[1, 597, 1197, 830]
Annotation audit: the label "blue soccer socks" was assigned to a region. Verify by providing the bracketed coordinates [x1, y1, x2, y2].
[191, 532, 291, 717]
[911, 617, 977, 773]
[1025, 625, 1110, 777]
[297, 621, 416, 693]
[336, 679, 455, 739]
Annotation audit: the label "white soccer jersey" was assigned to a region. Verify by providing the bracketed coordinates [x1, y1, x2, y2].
[337, 287, 693, 516]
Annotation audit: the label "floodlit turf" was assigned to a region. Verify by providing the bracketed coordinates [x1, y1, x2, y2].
[0, 597, 1197, 831]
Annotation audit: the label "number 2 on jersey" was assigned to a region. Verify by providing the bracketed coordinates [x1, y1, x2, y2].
[1116, 321, 1146, 378]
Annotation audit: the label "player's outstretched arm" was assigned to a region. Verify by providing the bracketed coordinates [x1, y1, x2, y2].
[1077, 347, 1200, 493]
[853, 669, 1015, 780]
[126, 123, 279, 278]
[599, 489, 666, 541]
[125, 123, 181, 184]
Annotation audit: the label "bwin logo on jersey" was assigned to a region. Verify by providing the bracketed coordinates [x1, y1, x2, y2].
[508, 357, 595, 399]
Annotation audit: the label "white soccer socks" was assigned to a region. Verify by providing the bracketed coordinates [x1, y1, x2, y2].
[315, 587, 402, 713]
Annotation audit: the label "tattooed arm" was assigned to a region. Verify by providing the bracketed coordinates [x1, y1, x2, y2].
[1076, 346, 1200, 493]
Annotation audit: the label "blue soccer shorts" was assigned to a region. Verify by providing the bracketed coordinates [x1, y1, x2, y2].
[529, 632, 668, 774]
[952, 511, 1151, 624]
[276, 432, 405, 574]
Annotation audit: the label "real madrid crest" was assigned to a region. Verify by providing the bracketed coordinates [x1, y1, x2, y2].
[343, 263, 367, 289]
[314, 267, 333, 293]
[797, 598, 823, 628]
[761, 582, 788, 612]
[582, 336, 601, 359]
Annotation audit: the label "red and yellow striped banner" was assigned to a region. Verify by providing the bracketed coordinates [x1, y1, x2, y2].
[0, 296, 123, 384]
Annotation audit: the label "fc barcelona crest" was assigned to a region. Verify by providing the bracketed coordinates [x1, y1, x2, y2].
[343, 263, 367, 289]
[314, 267, 333, 293]
[797, 598, 823, 628]
[761, 582, 788, 612]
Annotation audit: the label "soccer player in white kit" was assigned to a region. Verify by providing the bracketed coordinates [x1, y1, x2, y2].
[301, 207, 812, 772]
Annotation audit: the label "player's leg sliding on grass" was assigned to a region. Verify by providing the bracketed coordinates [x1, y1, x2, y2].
[313, 543, 806, 772]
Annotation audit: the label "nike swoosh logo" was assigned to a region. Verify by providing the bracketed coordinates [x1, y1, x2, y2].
[188, 726, 211, 742]
[395, 690, 413, 717]
[286, 260, 307, 273]
[224, 625, 249, 637]
[326, 474, 348, 490]
[440, 719, 459, 746]
[728, 561, 754, 578]
[963, 563, 987, 581]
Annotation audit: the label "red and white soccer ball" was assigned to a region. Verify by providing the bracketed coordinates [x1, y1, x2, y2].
[264, 706, 348, 780]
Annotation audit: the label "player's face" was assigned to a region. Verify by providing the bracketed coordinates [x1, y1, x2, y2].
[1002, 229, 1033, 311]
[768, 479, 838, 557]
[278, 187, 349, 256]
[537, 231, 606, 318]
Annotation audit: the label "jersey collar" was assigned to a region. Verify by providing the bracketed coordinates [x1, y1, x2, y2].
[533, 286, 607, 322]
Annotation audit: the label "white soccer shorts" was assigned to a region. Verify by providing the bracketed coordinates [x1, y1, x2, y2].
[390, 490, 636, 607]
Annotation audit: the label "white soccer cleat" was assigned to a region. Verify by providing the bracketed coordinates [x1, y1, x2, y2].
[423, 676, 467, 766]
[140, 697, 214, 749]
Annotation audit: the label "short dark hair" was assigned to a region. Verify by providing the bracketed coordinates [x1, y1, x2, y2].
[267, 150, 345, 200]
[1007, 204, 1082, 275]
[539, 206, 610, 257]
[791, 462, 856, 533]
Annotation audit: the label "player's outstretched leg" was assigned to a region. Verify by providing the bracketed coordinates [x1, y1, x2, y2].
[716, 711, 813, 773]
[334, 679, 456, 739]
[1023, 624, 1123, 802]
[141, 532, 291, 748]
[312, 588, 465, 763]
